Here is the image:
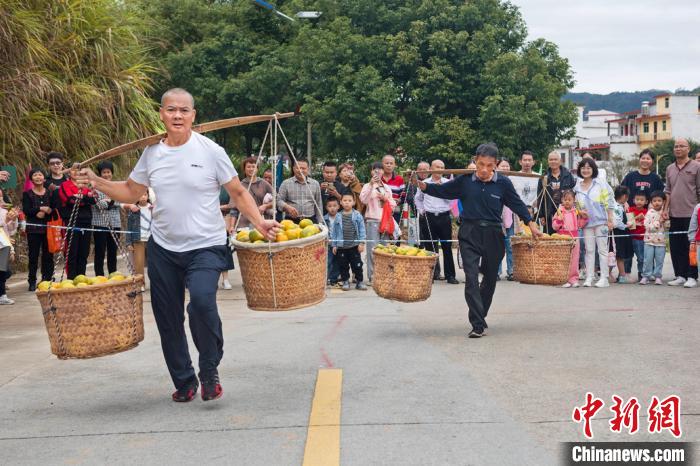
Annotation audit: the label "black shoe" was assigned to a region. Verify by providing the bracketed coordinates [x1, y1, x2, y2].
[446, 277, 459, 284]
[172, 378, 199, 402]
[199, 371, 223, 401]
[468, 329, 484, 339]
[433, 275, 445, 281]
[28, 283, 36, 292]
[506, 274, 514, 281]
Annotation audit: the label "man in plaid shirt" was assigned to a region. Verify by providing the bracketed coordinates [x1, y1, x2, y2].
[91, 161, 122, 277]
[277, 159, 323, 223]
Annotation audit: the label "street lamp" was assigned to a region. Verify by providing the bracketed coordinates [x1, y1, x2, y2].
[656, 153, 667, 175]
[296, 11, 322, 19]
[252, 0, 322, 23]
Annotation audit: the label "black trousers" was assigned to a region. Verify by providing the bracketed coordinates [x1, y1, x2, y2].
[147, 238, 228, 390]
[669, 217, 698, 280]
[26, 232, 54, 284]
[0, 270, 11, 295]
[65, 228, 91, 280]
[336, 246, 364, 282]
[458, 221, 505, 332]
[93, 227, 118, 277]
[419, 212, 456, 279]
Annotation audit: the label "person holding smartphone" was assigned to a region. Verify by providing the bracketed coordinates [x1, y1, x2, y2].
[319, 161, 348, 215]
[339, 163, 364, 215]
[360, 162, 396, 284]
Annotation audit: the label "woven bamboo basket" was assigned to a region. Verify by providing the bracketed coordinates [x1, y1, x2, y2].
[35, 275, 145, 359]
[372, 249, 438, 302]
[231, 226, 328, 311]
[511, 236, 575, 285]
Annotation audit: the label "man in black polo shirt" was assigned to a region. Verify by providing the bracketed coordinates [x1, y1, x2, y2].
[413, 143, 543, 338]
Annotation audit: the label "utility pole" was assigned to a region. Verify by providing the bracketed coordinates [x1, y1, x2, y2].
[307, 119, 312, 166]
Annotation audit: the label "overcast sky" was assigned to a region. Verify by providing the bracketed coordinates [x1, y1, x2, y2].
[513, 0, 700, 94]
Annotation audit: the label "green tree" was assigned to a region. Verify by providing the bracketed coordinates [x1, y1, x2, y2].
[134, 0, 576, 167]
[478, 39, 578, 162]
[0, 0, 163, 171]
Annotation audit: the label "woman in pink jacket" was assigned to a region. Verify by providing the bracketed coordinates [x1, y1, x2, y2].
[360, 162, 396, 283]
[553, 190, 588, 287]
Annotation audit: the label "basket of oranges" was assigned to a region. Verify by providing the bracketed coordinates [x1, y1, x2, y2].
[371, 245, 438, 302]
[35, 272, 145, 359]
[231, 219, 328, 311]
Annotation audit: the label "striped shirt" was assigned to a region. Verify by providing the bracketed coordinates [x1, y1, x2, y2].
[341, 212, 357, 248]
[91, 190, 122, 228]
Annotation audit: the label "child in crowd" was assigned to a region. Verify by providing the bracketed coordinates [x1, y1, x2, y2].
[323, 197, 341, 287]
[125, 191, 152, 277]
[330, 193, 367, 291]
[628, 191, 648, 280]
[689, 202, 700, 268]
[0, 190, 18, 305]
[640, 191, 666, 285]
[612, 186, 634, 283]
[552, 190, 588, 287]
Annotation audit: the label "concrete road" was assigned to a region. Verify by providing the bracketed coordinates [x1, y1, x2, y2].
[0, 254, 697, 465]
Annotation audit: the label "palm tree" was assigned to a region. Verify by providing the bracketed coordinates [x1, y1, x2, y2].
[0, 0, 163, 176]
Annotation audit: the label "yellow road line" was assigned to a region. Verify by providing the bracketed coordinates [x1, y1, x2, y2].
[302, 369, 343, 466]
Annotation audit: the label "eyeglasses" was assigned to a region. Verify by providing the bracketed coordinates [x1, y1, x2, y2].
[163, 106, 193, 115]
[48, 161, 63, 166]
[674, 145, 688, 148]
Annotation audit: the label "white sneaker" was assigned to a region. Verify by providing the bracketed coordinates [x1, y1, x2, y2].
[222, 280, 232, 290]
[571, 282, 580, 288]
[0, 295, 15, 305]
[639, 277, 649, 285]
[583, 280, 592, 287]
[667, 277, 686, 286]
[561, 283, 572, 288]
[684, 278, 698, 288]
[655, 278, 663, 285]
[595, 278, 610, 288]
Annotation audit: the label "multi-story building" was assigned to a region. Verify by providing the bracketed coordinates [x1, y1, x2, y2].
[636, 93, 700, 149]
[556, 93, 700, 176]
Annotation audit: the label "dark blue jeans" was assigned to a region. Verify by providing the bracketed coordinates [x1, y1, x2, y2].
[627, 239, 645, 278]
[327, 246, 341, 283]
[147, 238, 228, 389]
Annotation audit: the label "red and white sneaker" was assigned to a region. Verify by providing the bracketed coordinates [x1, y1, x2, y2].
[199, 371, 223, 401]
[172, 378, 199, 402]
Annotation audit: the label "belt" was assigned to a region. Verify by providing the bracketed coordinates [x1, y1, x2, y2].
[426, 210, 450, 217]
[462, 219, 502, 228]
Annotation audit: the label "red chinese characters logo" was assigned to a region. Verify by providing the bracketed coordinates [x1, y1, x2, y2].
[648, 395, 681, 438]
[573, 393, 682, 439]
[609, 395, 640, 434]
[572, 392, 604, 439]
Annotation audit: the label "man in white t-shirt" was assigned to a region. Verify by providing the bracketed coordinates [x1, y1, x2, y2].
[73, 88, 279, 403]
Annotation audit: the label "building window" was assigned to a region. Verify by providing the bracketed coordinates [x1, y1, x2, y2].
[653, 121, 658, 134]
[662, 120, 667, 131]
[643, 122, 649, 133]
[664, 97, 669, 108]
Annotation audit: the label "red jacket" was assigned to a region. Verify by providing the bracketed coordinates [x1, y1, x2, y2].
[58, 180, 95, 225]
[628, 206, 647, 241]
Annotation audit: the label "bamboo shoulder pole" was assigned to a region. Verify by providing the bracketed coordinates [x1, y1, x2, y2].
[404, 169, 544, 179]
[70, 111, 296, 170]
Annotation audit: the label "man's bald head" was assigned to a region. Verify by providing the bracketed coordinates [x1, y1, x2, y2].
[673, 137, 690, 160]
[431, 159, 445, 170]
[161, 88, 195, 108]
